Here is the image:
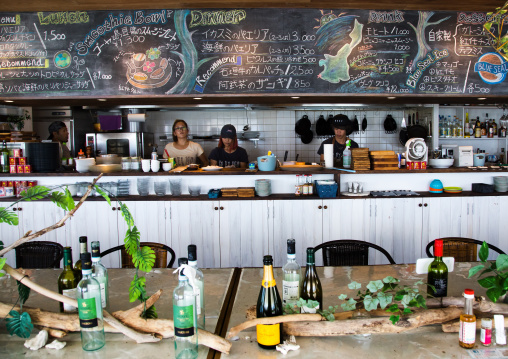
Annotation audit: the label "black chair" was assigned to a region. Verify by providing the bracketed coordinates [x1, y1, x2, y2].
[426, 238, 505, 262]
[15, 241, 64, 269]
[313, 240, 396, 266]
[101, 242, 176, 268]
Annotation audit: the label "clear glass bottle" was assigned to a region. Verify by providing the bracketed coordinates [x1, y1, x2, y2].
[427, 239, 448, 297]
[302, 175, 309, 195]
[76, 252, 105, 352]
[481, 318, 492, 346]
[295, 175, 301, 196]
[91, 241, 109, 311]
[74, 236, 88, 271]
[188, 244, 205, 330]
[301, 247, 323, 313]
[173, 257, 198, 359]
[58, 247, 79, 313]
[459, 288, 476, 349]
[464, 112, 470, 138]
[307, 175, 313, 196]
[0, 141, 9, 173]
[282, 239, 301, 313]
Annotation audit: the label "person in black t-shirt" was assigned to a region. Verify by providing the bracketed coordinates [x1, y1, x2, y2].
[209, 124, 249, 168]
[317, 114, 358, 165]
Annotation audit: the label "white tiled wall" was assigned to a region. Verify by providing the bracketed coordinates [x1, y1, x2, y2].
[145, 108, 433, 163]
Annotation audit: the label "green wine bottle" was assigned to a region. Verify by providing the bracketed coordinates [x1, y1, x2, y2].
[74, 236, 88, 271]
[427, 239, 448, 297]
[256, 255, 283, 350]
[76, 252, 105, 351]
[301, 247, 322, 313]
[91, 241, 109, 311]
[58, 247, 79, 313]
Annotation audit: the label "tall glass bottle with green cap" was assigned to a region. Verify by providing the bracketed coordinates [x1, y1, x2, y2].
[58, 246, 79, 313]
[301, 247, 322, 313]
[91, 241, 109, 311]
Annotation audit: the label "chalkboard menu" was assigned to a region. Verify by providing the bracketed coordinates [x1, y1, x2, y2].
[0, 8, 506, 99]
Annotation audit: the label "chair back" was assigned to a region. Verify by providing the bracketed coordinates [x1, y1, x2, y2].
[15, 241, 64, 269]
[314, 240, 396, 266]
[101, 242, 176, 268]
[426, 238, 505, 262]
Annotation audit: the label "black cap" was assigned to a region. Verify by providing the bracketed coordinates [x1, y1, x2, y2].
[188, 245, 197, 261]
[91, 241, 100, 258]
[287, 239, 296, 255]
[263, 255, 273, 265]
[79, 236, 87, 243]
[80, 252, 92, 270]
[220, 124, 237, 139]
[331, 114, 351, 129]
[178, 257, 188, 266]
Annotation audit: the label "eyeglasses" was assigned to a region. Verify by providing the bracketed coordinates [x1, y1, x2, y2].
[174, 126, 187, 131]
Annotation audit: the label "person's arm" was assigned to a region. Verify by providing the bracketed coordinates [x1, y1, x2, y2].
[320, 154, 325, 163]
[239, 162, 247, 168]
[208, 148, 218, 166]
[198, 153, 209, 166]
[210, 159, 218, 166]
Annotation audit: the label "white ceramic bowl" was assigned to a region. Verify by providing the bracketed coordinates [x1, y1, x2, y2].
[75, 158, 95, 173]
[429, 158, 454, 169]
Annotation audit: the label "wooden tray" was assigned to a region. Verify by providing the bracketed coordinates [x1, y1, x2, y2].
[279, 165, 323, 171]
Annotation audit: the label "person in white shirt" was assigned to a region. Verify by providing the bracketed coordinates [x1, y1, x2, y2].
[162, 119, 209, 167]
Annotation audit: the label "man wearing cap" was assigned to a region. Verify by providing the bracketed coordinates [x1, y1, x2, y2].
[209, 124, 249, 168]
[48, 121, 71, 164]
[317, 114, 358, 166]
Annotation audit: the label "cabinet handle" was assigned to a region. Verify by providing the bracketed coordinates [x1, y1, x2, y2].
[117, 207, 122, 210]
[424, 203, 428, 207]
[18, 207, 22, 211]
[318, 205, 322, 209]
[324, 205, 328, 209]
[112, 207, 116, 211]
[220, 206, 224, 210]
[12, 208, 17, 211]
[214, 207, 219, 210]
[418, 203, 422, 207]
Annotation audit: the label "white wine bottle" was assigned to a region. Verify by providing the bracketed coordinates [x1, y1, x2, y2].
[91, 241, 109, 310]
[301, 247, 322, 313]
[282, 239, 301, 313]
[427, 239, 448, 297]
[76, 252, 105, 351]
[58, 247, 79, 313]
[188, 244, 205, 330]
[74, 236, 88, 271]
[173, 258, 198, 359]
[256, 255, 283, 350]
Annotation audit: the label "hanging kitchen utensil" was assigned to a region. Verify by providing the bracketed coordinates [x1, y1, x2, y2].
[384, 114, 397, 134]
[327, 114, 335, 135]
[284, 150, 288, 162]
[301, 129, 314, 144]
[316, 114, 329, 136]
[399, 115, 409, 146]
[361, 114, 367, 132]
[406, 112, 428, 140]
[295, 115, 311, 135]
[352, 115, 359, 133]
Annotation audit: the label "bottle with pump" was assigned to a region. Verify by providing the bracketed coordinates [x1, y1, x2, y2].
[74, 236, 88, 271]
[459, 289, 476, 349]
[173, 257, 198, 358]
[343, 140, 352, 169]
[76, 252, 106, 351]
[301, 247, 323, 313]
[282, 239, 301, 313]
[188, 244, 205, 330]
[58, 246, 80, 313]
[256, 255, 283, 349]
[91, 241, 109, 310]
[0, 141, 9, 173]
[427, 239, 448, 297]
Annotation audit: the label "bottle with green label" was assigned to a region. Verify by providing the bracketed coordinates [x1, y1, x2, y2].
[301, 247, 322, 313]
[282, 239, 301, 313]
[76, 252, 105, 351]
[173, 257, 198, 359]
[74, 236, 88, 271]
[188, 244, 205, 330]
[91, 241, 109, 311]
[58, 247, 79, 313]
[0, 141, 9, 173]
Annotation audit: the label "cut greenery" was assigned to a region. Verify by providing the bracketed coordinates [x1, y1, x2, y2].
[484, 1, 508, 61]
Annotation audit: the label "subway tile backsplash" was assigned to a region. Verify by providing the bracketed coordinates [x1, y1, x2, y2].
[145, 109, 414, 163]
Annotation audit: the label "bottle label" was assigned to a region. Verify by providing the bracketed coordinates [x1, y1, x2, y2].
[62, 288, 78, 312]
[262, 279, 276, 288]
[78, 297, 98, 328]
[460, 321, 476, 344]
[282, 280, 300, 305]
[99, 281, 107, 308]
[429, 278, 447, 297]
[301, 304, 319, 314]
[481, 327, 492, 345]
[194, 286, 202, 315]
[174, 304, 195, 337]
[256, 324, 280, 346]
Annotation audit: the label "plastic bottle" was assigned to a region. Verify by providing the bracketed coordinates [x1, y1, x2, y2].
[78, 149, 86, 159]
[343, 140, 352, 169]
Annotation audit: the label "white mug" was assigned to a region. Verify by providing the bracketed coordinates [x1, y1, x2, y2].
[151, 160, 160, 172]
[162, 162, 172, 171]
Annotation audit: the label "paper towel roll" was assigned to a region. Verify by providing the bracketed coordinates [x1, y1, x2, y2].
[324, 144, 334, 168]
[127, 113, 146, 122]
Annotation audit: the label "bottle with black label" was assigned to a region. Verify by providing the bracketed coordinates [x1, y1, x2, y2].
[74, 236, 88, 271]
[301, 247, 323, 313]
[427, 239, 448, 297]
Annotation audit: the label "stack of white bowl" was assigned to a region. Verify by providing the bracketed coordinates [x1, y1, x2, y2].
[255, 179, 271, 197]
[494, 176, 508, 192]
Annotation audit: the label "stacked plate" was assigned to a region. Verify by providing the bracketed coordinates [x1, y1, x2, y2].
[117, 180, 130, 196]
[255, 179, 271, 197]
[494, 176, 508, 192]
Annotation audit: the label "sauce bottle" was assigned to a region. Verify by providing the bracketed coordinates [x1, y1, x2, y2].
[459, 289, 476, 349]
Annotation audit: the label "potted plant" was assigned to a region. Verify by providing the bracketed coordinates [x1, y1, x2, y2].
[6, 110, 30, 131]
[468, 241, 508, 303]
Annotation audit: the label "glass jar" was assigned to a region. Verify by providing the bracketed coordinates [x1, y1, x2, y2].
[130, 157, 140, 171]
[121, 157, 131, 171]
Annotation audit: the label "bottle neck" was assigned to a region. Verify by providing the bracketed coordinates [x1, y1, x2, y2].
[80, 242, 87, 254]
[306, 252, 316, 267]
[82, 268, 92, 277]
[91, 256, 100, 263]
[286, 253, 296, 262]
[179, 274, 188, 283]
[188, 260, 198, 268]
[262, 264, 276, 288]
[464, 296, 474, 315]
[63, 252, 73, 269]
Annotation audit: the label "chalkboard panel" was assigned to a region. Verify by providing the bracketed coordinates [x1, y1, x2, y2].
[0, 8, 506, 99]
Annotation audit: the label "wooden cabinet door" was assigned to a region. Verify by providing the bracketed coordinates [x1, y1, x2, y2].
[470, 196, 502, 260]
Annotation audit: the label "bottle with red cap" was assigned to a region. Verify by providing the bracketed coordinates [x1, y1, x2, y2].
[459, 289, 476, 349]
[427, 239, 448, 297]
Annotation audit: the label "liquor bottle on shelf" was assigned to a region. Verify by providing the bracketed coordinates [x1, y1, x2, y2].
[0, 141, 9, 173]
[302, 175, 309, 196]
[74, 236, 88, 271]
[427, 239, 448, 297]
[295, 175, 301, 196]
[173, 257, 198, 358]
[256, 255, 283, 349]
[307, 174, 314, 196]
[76, 252, 106, 352]
[91, 241, 109, 310]
[188, 244, 205, 330]
[58, 247, 80, 313]
[301, 247, 322, 313]
[464, 112, 470, 138]
[475, 117, 482, 138]
[492, 119, 498, 137]
[282, 239, 301, 313]
[459, 289, 476, 349]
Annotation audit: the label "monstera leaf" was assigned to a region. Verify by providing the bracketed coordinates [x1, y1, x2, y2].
[6, 310, 33, 338]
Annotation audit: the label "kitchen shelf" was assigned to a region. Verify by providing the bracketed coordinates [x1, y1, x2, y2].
[439, 137, 507, 140]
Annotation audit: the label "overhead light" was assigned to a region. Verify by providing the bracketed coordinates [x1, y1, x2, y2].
[477, 97, 487, 100]
[193, 97, 202, 100]
[291, 96, 300, 99]
[98, 99, 107, 102]
[4, 100, 13, 103]
[387, 96, 396, 100]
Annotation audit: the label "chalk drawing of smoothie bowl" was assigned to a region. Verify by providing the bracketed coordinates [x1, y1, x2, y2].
[126, 48, 172, 89]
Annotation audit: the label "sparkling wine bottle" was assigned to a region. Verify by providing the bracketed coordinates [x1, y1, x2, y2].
[282, 239, 301, 313]
[74, 236, 88, 271]
[76, 252, 105, 351]
[58, 246, 79, 313]
[188, 244, 205, 330]
[91, 241, 109, 310]
[256, 255, 283, 350]
[427, 239, 448, 297]
[301, 247, 322, 313]
[173, 258, 198, 359]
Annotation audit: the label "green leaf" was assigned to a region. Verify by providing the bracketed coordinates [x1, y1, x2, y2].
[479, 242, 490, 262]
[413, 280, 424, 286]
[141, 305, 158, 319]
[386, 304, 399, 313]
[366, 280, 384, 293]
[132, 246, 155, 273]
[363, 295, 380, 311]
[486, 287, 504, 303]
[389, 314, 400, 324]
[50, 191, 74, 211]
[129, 276, 147, 303]
[340, 298, 357, 311]
[338, 294, 348, 300]
[0, 208, 19, 226]
[94, 185, 111, 206]
[485, 22, 493, 31]
[119, 203, 134, 228]
[124, 226, 140, 255]
[478, 276, 497, 289]
[64, 188, 75, 211]
[403, 307, 412, 314]
[469, 265, 485, 278]
[0, 257, 5, 278]
[382, 276, 399, 284]
[6, 310, 33, 338]
[20, 185, 51, 201]
[416, 294, 427, 309]
[376, 292, 393, 309]
[348, 281, 361, 290]
[496, 254, 508, 272]
[301, 299, 320, 310]
[17, 281, 30, 310]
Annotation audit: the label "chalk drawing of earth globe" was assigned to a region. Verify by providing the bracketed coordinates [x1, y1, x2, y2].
[477, 52, 506, 85]
[54, 50, 72, 69]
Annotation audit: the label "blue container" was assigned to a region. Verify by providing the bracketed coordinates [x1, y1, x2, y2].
[257, 154, 277, 171]
[208, 189, 221, 198]
[315, 181, 338, 198]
